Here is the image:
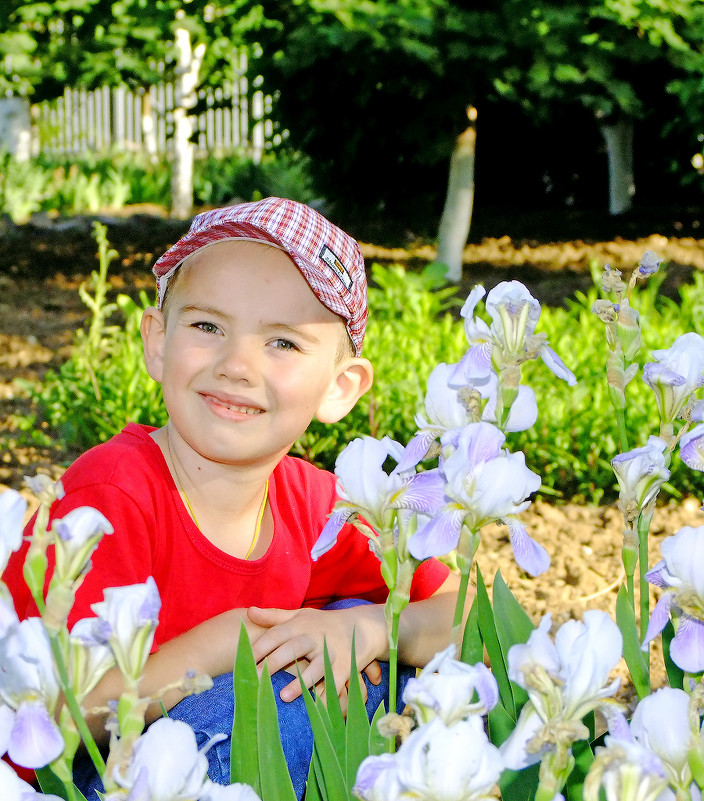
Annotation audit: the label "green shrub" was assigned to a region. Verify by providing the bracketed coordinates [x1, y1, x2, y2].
[194, 151, 316, 206]
[0, 150, 315, 220]
[23, 223, 167, 449]
[21, 233, 704, 504]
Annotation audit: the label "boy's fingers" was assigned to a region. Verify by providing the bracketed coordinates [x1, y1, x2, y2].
[362, 659, 382, 685]
[247, 606, 296, 626]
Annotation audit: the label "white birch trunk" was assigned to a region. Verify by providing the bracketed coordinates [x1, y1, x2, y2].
[600, 117, 634, 215]
[171, 22, 206, 219]
[0, 96, 31, 161]
[436, 108, 477, 282]
[141, 91, 158, 162]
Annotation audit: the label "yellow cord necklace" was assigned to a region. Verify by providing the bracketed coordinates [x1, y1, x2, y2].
[166, 430, 268, 560]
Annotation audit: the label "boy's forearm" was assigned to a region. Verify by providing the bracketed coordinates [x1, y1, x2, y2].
[397, 574, 460, 667]
[82, 607, 263, 746]
[344, 572, 461, 669]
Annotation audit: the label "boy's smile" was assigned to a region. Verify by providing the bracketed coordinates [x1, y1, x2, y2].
[141, 240, 363, 473]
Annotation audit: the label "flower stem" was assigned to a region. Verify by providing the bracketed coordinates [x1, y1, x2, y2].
[615, 408, 629, 454]
[386, 612, 400, 754]
[637, 512, 652, 685]
[451, 568, 471, 653]
[49, 633, 106, 776]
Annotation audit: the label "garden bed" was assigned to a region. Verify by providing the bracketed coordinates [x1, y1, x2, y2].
[2, 206, 704, 706]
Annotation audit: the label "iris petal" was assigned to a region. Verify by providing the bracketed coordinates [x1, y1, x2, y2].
[504, 516, 550, 576]
[642, 593, 674, 646]
[8, 700, 64, 769]
[539, 344, 577, 386]
[408, 508, 464, 560]
[670, 616, 704, 673]
[311, 507, 354, 560]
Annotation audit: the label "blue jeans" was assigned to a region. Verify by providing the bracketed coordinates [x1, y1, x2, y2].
[73, 600, 414, 800]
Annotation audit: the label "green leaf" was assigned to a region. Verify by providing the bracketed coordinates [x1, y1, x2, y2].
[565, 729, 595, 801]
[615, 585, 651, 699]
[305, 754, 324, 801]
[345, 637, 372, 791]
[492, 570, 536, 650]
[662, 619, 684, 690]
[299, 670, 349, 801]
[322, 642, 346, 751]
[230, 621, 261, 792]
[35, 768, 87, 801]
[368, 702, 387, 756]
[489, 704, 538, 800]
[460, 594, 483, 665]
[476, 565, 515, 718]
[257, 663, 298, 801]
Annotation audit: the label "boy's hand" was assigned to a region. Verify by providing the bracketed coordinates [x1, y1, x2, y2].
[247, 606, 385, 708]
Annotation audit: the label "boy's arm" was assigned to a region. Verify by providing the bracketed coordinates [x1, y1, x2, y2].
[248, 571, 461, 703]
[82, 607, 267, 746]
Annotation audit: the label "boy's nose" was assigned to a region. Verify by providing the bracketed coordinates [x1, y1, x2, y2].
[216, 337, 259, 383]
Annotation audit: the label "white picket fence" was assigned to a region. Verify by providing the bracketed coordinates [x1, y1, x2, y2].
[31, 72, 278, 161]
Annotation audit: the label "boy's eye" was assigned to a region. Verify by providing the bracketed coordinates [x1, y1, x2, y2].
[272, 338, 298, 352]
[192, 321, 220, 335]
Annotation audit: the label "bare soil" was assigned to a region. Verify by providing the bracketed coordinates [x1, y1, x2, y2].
[3, 205, 704, 705]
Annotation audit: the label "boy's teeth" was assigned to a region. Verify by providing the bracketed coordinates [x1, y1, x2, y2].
[226, 403, 261, 414]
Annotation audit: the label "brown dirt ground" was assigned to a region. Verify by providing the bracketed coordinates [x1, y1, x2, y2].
[3, 206, 704, 707]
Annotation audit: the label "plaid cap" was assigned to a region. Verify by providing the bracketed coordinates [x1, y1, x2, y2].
[153, 197, 368, 355]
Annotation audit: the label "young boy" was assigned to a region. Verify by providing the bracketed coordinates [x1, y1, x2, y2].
[5, 197, 458, 798]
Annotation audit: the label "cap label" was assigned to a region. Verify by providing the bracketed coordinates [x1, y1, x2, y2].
[319, 245, 353, 291]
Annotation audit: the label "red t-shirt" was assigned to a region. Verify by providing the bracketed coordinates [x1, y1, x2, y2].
[6, 424, 449, 648]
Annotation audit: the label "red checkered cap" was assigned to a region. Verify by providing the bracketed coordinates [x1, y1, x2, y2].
[153, 197, 368, 355]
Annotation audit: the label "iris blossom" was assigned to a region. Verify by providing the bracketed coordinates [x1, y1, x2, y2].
[51, 506, 113, 586]
[585, 730, 670, 801]
[311, 436, 446, 561]
[643, 333, 704, 428]
[407, 422, 549, 576]
[402, 644, 498, 726]
[354, 715, 503, 801]
[451, 281, 576, 388]
[0, 758, 63, 801]
[399, 363, 538, 473]
[611, 437, 670, 524]
[113, 717, 261, 801]
[0, 616, 64, 769]
[679, 424, 704, 475]
[0, 489, 26, 574]
[67, 617, 116, 702]
[644, 525, 704, 673]
[89, 577, 161, 684]
[589, 688, 701, 801]
[501, 611, 622, 772]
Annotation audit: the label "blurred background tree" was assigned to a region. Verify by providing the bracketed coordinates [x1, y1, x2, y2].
[1, 0, 703, 242]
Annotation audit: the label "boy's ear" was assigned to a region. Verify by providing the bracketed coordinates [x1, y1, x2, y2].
[316, 358, 374, 424]
[140, 306, 167, 383]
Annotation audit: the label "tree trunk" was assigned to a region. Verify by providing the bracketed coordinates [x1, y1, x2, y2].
[171, 22, 206, 219]
[141, 90, 158, 163]
[600, 117, 634, 215]
[0, 96, 31, 161]
[436, 107, 477, 282]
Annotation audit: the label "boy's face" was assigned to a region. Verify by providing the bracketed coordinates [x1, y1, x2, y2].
[142, 240, 367, 470]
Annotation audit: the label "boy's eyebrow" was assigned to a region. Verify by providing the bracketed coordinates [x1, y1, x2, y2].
[178, 304, 227, 318]
[269, 323, 321, 345]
